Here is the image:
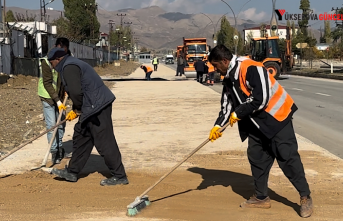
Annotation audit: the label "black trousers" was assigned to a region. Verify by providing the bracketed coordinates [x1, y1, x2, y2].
[145, 71, 152, 81]
[153, 64, 158, 71]
[68, 104, 127, 179]
[197, 71, 204, 83]
[176, 65, 184, 76]
[247, 120, 310, 197]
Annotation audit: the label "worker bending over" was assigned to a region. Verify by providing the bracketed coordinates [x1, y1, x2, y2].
[208, 45, 313, 218]
[140, 65, 153, 81]
[47, 48, 128, 186]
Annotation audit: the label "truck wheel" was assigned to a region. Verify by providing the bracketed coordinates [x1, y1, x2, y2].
[264, 62, 281, 79]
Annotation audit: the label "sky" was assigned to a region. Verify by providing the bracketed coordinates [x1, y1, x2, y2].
[6, 0, 343, 28]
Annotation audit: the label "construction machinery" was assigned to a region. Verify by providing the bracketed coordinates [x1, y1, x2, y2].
[182, 37, 211, 78]
[249, 26, 293, 79]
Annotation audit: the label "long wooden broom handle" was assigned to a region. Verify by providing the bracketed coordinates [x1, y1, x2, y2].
[0, 119, 68, 163]
[138, 121, 231, 198]
[41, 94, 68, 166]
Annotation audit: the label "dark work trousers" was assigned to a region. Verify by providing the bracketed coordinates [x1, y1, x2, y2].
[176, 65, 184, 76]
[247, 120, 311, 197]
[67, 104, 127, 179]
[146, 71, 152, 81]
[197, 71, 204, 83]
[153, 64, 158, 71]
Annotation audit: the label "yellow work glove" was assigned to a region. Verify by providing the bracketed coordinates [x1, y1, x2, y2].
[229, 112, 240, 127]
[209, 125, 222, 142]
[66, 110, 78, 121]
[56, 100, 66, 112]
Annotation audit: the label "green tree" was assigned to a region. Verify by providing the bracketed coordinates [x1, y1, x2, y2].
[140, 46, 148, 52]
[52, 17, 83, 42]
[62, 0, 100, 43]
[323, 20, 331, 43]
[287, 20, 291, 28]
[217, 16, 234, 52]
[298, 0, 310, 37]
[291, 21, 296, 39]
[5, 10, 16, 22]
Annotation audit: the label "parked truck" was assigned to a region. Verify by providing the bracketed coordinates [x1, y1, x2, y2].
[182, 37, 211, 78]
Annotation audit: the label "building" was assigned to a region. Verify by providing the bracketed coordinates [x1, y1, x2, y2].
[243, 25, 298, 44]
[138, 52, 152, 63]
[316, 43, 330, 51]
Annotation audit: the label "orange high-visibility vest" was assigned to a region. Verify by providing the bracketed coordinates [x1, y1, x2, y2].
[207, 62, 215, 73]
[238, 59, 294, 122]
[146, 66, 153, 72]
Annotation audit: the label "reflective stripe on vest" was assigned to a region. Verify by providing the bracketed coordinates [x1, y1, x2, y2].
[146, 66, 153, 72]
[37, 57, 58, 99]
[238, 59, 294, 122]
[153, 58, 158, 64]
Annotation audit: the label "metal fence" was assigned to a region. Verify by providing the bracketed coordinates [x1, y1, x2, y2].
[1, 33, 119, 76]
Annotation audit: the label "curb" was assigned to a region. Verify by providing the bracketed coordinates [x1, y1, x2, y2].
[288, 72, 343, 80]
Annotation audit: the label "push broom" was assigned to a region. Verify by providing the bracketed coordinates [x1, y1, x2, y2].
[126, 121, 231, 216]
[31, 94, 68, 172]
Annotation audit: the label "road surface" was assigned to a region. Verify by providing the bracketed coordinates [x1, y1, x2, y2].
[166, 63, 343, 157]
[210, 76, 343, 158]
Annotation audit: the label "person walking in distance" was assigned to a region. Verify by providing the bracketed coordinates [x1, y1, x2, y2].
[208, 45, 313, 218]
[205, 60, 215, 86]
[38, 47, 67, 164]
[152, 56, 159, 71]
[176, 54, 185, 76]
[140, 65, 153, 81]
[47, 47, 128, 186]
[194, 58, 205, 83]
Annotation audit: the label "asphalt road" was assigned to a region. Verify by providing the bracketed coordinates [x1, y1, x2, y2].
[210, 76, 343, 158]
[165, 63, 343, 158]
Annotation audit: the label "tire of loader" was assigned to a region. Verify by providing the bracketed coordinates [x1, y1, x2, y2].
[264, 61, 281, 79]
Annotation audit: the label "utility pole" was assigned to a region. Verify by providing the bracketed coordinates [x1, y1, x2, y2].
[117, 13, 126, 26]
[108, 20, 115, 63]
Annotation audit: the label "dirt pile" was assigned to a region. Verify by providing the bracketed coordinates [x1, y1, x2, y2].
[95, 61, 140, 77]
[0, 75, 45, 154]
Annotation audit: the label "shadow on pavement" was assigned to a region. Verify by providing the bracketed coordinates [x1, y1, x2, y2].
[187, 167, 300, 214]
[54, 140, 113, 181]
[150, 167, 300, 215]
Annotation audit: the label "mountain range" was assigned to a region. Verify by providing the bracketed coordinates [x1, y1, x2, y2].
[7, 6, 321, 50]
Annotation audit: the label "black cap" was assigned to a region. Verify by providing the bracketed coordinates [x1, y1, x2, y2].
[47, 47, 67, 61]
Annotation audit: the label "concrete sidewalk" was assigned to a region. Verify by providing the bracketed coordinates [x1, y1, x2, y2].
[1, 63, 343, 220]
[0, 63, 339, 175]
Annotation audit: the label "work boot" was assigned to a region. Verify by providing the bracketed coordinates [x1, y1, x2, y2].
[240, 195, 271, 209]
[300, 195, 313, 218]
[58, 148, 65, 162]
[51, 168, 78, 182]
[100, 176, 129, 186]
[51, 152, 60, 165]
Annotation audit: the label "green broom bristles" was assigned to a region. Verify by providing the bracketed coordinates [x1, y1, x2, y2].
[127, 196, 151, 216]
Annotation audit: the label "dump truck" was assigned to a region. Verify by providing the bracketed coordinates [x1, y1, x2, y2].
[182, 37, 211, 78]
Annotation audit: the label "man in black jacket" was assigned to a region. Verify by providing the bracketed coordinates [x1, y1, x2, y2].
[208, 45, 312, 218]
[47, 47, 128, 186]
[194, 58, 205, 83]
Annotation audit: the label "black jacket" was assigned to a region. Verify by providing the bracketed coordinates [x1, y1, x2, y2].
[194, 60, 205, 72]
[55, 55, 115, 123]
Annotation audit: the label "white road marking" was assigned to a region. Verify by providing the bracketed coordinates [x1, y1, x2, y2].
[291, 88, 303, 91]
[315, 93, 331, 97]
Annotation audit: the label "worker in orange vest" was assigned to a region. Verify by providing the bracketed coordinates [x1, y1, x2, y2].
[205, 61, 215, 86]
[140, 65, 153, 81]
[207, 45, 312, 218]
